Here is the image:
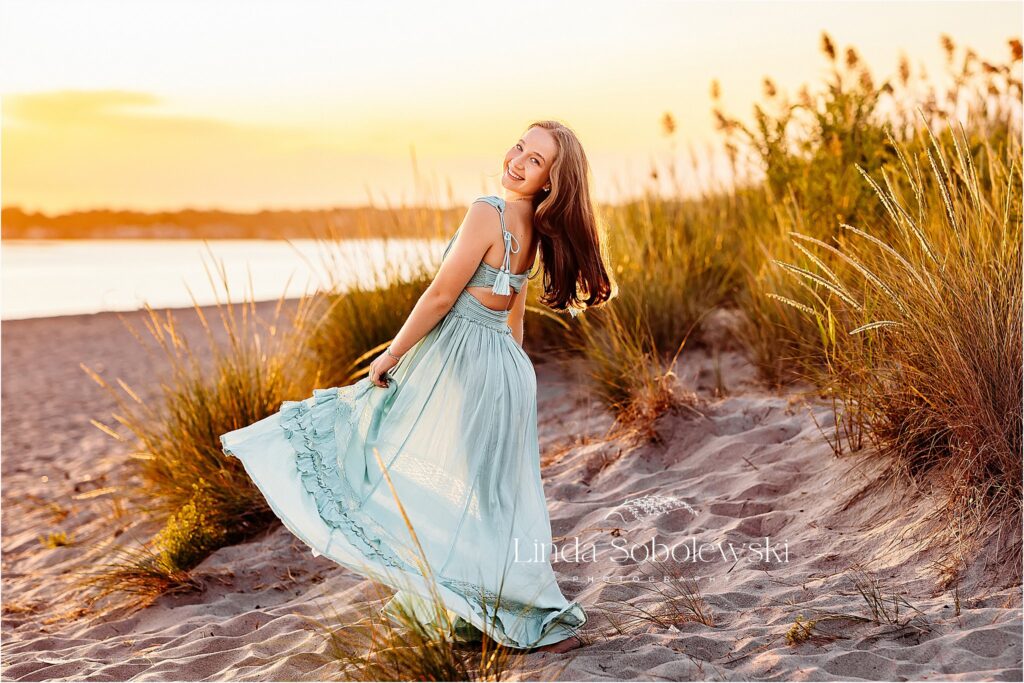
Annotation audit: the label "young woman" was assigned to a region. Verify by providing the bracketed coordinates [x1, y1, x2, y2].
[220, 120, 614, 654]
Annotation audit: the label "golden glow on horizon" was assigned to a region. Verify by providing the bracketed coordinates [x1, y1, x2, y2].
[1, 0, 1019, 213]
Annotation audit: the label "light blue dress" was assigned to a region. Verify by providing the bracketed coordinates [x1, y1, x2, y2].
[219, 195, 587, 649]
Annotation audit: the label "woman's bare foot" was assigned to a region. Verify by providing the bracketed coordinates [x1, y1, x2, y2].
[534, 634, 583, 654]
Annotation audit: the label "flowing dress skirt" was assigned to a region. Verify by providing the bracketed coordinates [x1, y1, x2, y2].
[219, 289, 587, 648]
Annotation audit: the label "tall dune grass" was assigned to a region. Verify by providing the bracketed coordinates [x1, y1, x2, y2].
[569, 302, 699, 441]
[74, 257, 327, 606]
[307, 257, 436, 386]
[599, 189, 741, 358]
[714, 32, 1022, 386]
[692, 31, 1023, 578]
[771, 115, 1022, 578]
[570, 123, 741, 426]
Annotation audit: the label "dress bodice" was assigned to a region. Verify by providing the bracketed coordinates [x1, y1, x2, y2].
[441, 195, 535, 295]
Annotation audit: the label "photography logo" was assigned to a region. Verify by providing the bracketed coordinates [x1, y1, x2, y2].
[602, 494, 697, 524]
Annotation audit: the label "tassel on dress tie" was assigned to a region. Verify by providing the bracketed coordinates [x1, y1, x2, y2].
[490, 230, 520, 296]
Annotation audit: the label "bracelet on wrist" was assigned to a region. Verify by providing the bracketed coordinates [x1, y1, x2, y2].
[386, 345, 403, 361]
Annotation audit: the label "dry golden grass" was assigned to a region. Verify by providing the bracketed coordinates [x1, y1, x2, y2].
[784, 614, 818, 646]
[38, 531, 73, 548]
[716, 32, 1022, 389]
[596, 558, 716, 634]
[569, 301, 701, 441]
[695, 32, 1022, 580]
[74, 252, 327, 606]
[599, 192, 740, 358]
[769, 116, 1022, 579]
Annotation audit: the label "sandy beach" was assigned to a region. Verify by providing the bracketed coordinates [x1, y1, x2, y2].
[2, 301, 1021, 681]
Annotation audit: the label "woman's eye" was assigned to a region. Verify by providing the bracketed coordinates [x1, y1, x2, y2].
[515, 143, 540, 165]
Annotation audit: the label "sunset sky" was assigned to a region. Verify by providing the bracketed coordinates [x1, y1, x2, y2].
[1, 0, 1019, 214]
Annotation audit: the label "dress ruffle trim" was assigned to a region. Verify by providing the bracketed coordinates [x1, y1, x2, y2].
[279, 384, 410, 571]
[271, 382, 587, 649]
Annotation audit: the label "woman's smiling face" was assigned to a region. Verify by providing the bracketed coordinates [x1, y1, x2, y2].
[502, 126, 558, 197]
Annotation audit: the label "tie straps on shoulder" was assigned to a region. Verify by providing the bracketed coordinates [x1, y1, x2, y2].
[491, 230, 520, 296]
[473, 195, 521, 296]
[499, 230, 521, 270]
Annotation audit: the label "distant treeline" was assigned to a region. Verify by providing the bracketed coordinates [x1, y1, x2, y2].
[0, 204, 461, 240]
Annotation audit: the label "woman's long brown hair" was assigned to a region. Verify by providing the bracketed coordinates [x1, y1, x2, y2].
[524, 120, 616, 315]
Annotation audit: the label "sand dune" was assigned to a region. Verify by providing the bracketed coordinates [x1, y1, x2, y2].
[2, 303, 1021, 681]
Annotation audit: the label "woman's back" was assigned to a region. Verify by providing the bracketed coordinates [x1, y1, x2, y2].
[443, 195, 538, 313]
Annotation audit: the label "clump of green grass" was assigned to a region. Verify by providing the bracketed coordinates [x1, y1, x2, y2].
[149, 478, 228, 570]
[848, 567, 930, 633]
[599, 186, 741, 358]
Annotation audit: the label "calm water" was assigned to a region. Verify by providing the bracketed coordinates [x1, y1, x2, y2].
[1, 239, 441, 321]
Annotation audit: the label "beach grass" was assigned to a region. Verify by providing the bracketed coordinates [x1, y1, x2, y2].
[768, 118, 1022, 578]
[716, 32, 1022, 389]
[570, 302, 698, 441]
[692, 32, 1019, 578]
[596, 558, 716, 634]
[74, 259, 327, 607]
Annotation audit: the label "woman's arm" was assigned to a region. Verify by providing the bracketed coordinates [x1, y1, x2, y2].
[388, 202, 496, 357]
[508, 280, 528, 347]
